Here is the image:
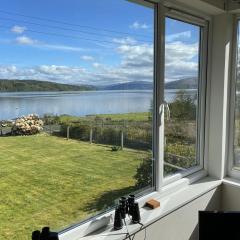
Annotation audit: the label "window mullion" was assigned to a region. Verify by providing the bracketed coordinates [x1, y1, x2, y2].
[154, 2, 166, 191]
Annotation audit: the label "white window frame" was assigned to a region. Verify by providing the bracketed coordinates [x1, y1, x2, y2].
[155, 3, 209, 189]
[228, 15, 240, 179]
[58, 1, 210, 238]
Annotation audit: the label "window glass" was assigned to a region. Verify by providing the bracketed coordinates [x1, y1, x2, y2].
[164, 17, 201, 176]
[234, 21, 240, 168]
[0, 1, 154, 238]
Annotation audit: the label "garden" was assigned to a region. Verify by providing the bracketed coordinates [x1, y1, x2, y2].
[0, 91, 197, 239]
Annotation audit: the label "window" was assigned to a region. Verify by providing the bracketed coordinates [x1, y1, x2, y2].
[0, 1, 154, 238]
[0, 1, 208, 239]
[232, 19, 240, 171]
[163, 16, 205, 177]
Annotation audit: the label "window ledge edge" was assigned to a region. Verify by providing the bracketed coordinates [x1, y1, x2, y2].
[60, 171, 221, 240]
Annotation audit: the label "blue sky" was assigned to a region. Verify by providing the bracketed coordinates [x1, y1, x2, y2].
[0, 0, 200, 85]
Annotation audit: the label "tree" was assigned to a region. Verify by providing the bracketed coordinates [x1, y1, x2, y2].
[148, 99, 153, 121]
[169, 90, 197, 120]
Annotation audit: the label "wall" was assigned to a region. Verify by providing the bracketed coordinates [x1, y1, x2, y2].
[129, 187, 221, 240]
[207, 13, 234, 180]
[221, 181, 240, 210]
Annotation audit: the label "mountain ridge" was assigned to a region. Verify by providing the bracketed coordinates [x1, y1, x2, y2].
[100, 78, 197, 90]
[0, 79, 96, 92]
[0, 78, 198, 92]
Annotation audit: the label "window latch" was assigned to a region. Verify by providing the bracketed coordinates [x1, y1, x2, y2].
[159, 101, 171, 125]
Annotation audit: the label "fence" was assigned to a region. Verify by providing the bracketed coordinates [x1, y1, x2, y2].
[58, 120, 152, 150]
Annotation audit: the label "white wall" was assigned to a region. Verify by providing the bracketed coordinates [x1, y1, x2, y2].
[129, 187, 221, 240]
[207, 13, 234, 180]
[128, 182, 240, 240]
[221, 181, 240, 210]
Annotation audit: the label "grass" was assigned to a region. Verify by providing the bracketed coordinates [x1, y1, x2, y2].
[0, 134, 148, 240]
[97, 112, 150, 121]
[58, 112, 150, 123]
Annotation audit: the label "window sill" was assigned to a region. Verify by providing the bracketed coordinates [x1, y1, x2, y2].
[223, 177, 240, 187]
[59, 171, 221, 240]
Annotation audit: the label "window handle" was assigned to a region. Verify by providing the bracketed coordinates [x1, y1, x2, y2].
[165, 101, 171, 121]
[159, 101, 171, 125]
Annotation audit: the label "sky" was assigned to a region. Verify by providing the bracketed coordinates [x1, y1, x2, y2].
[0, 0, 200, 86]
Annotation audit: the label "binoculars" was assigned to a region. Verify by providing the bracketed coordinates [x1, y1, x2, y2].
[114, 195, 141, 230]
[32, 227, 59, 240]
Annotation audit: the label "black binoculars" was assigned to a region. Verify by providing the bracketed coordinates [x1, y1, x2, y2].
[114, 195, 141, 230]
[32, 227, 59, 240]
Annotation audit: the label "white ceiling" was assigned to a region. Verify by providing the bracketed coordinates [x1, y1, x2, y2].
[128, 0, 240, 15]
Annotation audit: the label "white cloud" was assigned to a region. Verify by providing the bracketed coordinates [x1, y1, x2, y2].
[11, 25, 27, 34]
[92, 62, 102, 68]
[0, 64, 89, 84]
[165, 41, 199, 80]
[15, 35, 85, 52]
[81, 55, 95, 61]
[16, 36, 37, 45]
[42, 44, 84, 52]
[112, 37, 137, 45]
[2, 36, 199, 85]
[166, 41, 198, 62]
[166, 31, 191, 42]
[117, 43, 153, 70]
[130, 21, 150, 30]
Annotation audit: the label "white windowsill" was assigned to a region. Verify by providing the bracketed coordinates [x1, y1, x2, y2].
[59, 171, 221, 240]
[223, 177, 240, 187]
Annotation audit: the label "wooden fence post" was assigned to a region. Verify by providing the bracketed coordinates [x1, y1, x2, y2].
[67, 126, 70, 140]
[90, 128, 93, 144]
[50, 125, 53, 135]
[121, 130, 124, 150]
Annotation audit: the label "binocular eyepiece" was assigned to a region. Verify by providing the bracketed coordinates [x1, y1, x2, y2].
[114, 195, 141, 230]
[32, 227, 59, 240]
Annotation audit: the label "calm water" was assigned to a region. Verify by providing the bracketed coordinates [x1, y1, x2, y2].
[0, 90, 197, 120]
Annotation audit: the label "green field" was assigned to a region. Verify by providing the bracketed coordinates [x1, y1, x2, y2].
[56, 112, 150, 123]
[0, 134, 148, 240]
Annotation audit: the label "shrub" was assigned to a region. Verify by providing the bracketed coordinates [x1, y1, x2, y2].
[111, 146, 121, 151]
[42, 114, 60, 125]
[134, 152, 153, 189]
[169, 90, 196, 120]
[59, 124, 90, 140]
[165, 143, 196, 169]
[95, 127, 120, 144]
[12, 114, 43, 135]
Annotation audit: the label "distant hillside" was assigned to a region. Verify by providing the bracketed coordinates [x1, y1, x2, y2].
[165, 78, 197, 89]
[0, 78, 198, 92]
[101, 78, 197, 90]
[0, 79, 96, 92]
[102, 81, 153, 90]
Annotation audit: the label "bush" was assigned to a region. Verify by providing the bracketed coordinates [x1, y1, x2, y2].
[165, 121, 196, 144]
[59, 124, 90, 141]
[95, 127, 120, 145]
[12, 114, 43, 135]
[165, 143, 196, 170]
[111, 146, 121, 151]
[169, 90, 196, 120]
[42, 114, 60, 125]
[134, 152, 153, 189]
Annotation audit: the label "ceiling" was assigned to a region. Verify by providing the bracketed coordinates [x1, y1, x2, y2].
[128, 0, 240, 14]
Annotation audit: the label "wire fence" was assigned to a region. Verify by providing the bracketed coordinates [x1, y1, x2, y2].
[57, 120, 153, 150]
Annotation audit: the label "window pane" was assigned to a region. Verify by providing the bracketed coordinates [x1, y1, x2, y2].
[0, 1, 154, 238]
[234, 21, 240, 168]
[164, 17, 201, 176]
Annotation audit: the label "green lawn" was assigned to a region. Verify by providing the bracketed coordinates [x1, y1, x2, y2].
[0, 134, 147, 240]
[58, 112, 150, 123]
